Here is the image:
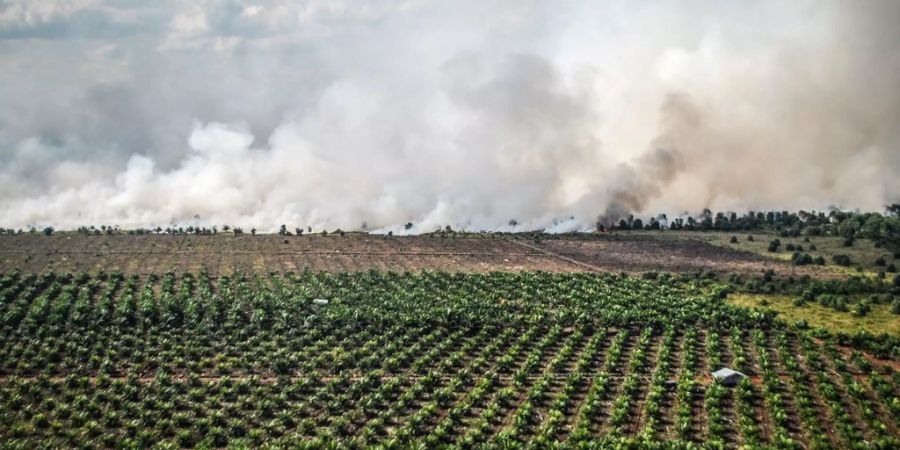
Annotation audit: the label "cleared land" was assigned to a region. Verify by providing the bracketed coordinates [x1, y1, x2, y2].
[0, 232, 824, 277]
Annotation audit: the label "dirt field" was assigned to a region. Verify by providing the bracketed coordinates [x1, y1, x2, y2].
[0, 232, 821, 277]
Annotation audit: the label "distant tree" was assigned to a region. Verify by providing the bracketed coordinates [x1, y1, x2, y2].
[886, 203, 900, 216]
[404, 222, 414, 230]
[42, 227, 54, 236]
[509, 219, 518, 227]
[279, 224, 287, 236]
[250, 228, 256, 236]
[222, 225, 230, 232]
[631, 218, 643, 230]
[296, 228, 303, 236]
[618, 219, 628, 230]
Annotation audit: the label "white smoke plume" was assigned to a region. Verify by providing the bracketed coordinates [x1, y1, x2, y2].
[1, 0, 898, 232]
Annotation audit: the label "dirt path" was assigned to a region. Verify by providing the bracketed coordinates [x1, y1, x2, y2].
[504, 238, 603, 272]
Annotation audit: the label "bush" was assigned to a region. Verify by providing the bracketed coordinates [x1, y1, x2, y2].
[767, 241, 780, 252]
[809, 244, 817, 251]
[785, 243, 796, 251]
[819, 294, 849, 312]
[832, 254, 852, 266]
[852, 300, 871, 317]
[729, 236, 738, 243]
[887, 263, 897, 273]
[42, 227, 54, 236]
[813, 256, 826, 265]
[747, 235, 754, 242]
[791, 252, 813, 266]
[892, 299, 900, 314]
[875, 256, 886, 266]
[843, 236, 855, 247]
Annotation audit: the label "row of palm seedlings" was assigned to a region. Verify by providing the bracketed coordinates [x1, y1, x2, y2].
[0, 270, 896, 448]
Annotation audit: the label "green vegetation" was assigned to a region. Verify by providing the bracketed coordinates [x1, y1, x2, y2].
[729, 293, 900, 336]
[667, 230, 898, 275]
[0, 270, 897, 448]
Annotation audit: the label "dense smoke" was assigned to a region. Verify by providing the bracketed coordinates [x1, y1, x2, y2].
[1, 0, 899, 233]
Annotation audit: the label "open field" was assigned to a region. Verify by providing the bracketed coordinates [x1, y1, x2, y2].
[0, 233, 827, 277]
[0, 271, 897, 448]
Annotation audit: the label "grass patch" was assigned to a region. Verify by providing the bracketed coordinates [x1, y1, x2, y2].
[728, 292, 900, 335]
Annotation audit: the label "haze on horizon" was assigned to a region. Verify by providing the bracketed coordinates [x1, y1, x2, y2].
[1, 0, 899, 233]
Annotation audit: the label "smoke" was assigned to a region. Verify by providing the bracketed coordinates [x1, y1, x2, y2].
[1, 0, 899, 232]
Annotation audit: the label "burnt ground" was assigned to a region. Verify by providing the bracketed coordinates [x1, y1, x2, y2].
[0, 232, 824, 277]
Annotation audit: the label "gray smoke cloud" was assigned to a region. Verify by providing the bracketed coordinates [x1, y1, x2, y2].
[1, 0, 899, 233]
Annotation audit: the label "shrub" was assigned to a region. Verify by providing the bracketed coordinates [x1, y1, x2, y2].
[813, 256, 826, 265]
[747, 235, 754, 242]
[809, 244, 817, 251]
[729, 236, 738, 244]
[874, 256, 886, 266]
[767, 241, 780, 252]
[887, 263, 897, 273]
[832, 254, 852, 266]
[843, 237, 855, 247]
[791, 252, 813, 266]
[852, 300, 871, 317]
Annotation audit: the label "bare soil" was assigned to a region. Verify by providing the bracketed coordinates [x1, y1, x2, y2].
[0, 232, 823, 276]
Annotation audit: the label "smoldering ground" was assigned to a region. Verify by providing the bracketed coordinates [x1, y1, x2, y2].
[1, 0, 898, 232]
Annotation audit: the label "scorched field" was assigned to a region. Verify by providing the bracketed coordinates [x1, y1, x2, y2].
[0, 270, 897, 449]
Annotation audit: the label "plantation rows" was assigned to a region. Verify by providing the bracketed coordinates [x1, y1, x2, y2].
[0, 270, 897, 448]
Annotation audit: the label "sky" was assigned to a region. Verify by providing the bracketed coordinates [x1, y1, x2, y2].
[1, 0, 899, 232]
